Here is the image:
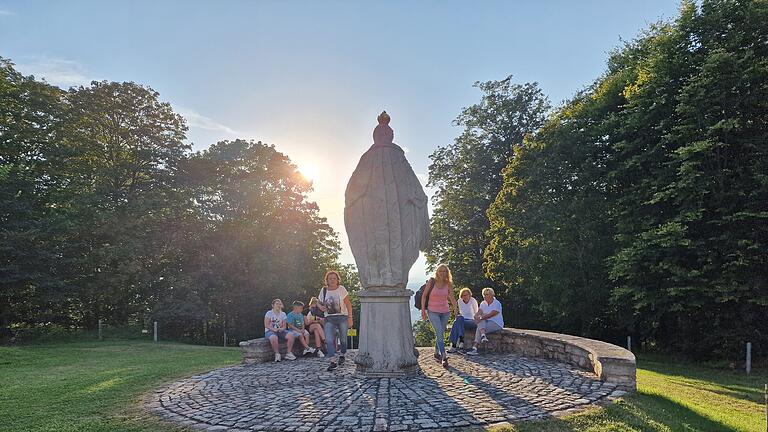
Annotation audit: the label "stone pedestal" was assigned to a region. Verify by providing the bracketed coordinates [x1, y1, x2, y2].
[354, 288, 419, 377]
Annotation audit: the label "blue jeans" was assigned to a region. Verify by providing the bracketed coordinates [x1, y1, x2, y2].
[427, 311, 450, 357]
[448, 316, 477, 345]
[324, 315, 348, 359]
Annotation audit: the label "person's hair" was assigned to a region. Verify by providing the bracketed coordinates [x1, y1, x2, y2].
[271, 298, 282, 307]
[292, 300, 304, 308]
[324, 270, 341, 286]
[459, 287, 473, 297]
[481, 287, 495, 297]
[434, 264, 453, 285]
[308, 297, 319, 307]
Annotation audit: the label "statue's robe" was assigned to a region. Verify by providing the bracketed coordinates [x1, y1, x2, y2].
[344, 142, 430, 288]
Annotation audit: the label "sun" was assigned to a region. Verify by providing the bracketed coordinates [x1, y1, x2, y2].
[297, 163, 319, 183]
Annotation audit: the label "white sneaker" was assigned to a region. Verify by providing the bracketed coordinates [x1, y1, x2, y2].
[458, 342, 464, 350]
[274, 353, 281, 362]
[447, 346, 458, 353]
[285, 352, 297, 360]
[480, 334, 488, 343]
[316, 350, 325, 358]
[303, 347, 312, 355]
[466, 348, 479, 356]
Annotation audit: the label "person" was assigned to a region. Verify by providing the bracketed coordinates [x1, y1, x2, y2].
[318, 270, 353, 371]
[421, 264, 457, 368]
[305, 297, 326, 357]
[447, 287, 479, 352]
[285, 301, 314, 356]
[466, 288, 504, 356]
[264, 298, 297, 362]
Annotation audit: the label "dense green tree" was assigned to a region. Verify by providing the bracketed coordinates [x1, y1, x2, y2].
[487, 0, 768, 357]
[0, 58, 66, 331]
[427, 78, 549, 290]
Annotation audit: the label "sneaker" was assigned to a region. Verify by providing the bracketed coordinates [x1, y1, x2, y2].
[302, 347, 313, 356]
[480, 334, 489, 343]
[447, 346, 458, 353]
[274, 353, 281, 362]
[433, 352, 442, 362]
[458, 341, 464, 350]
[285, 352, 297, 360]
[442, 358, 449, 368]
[338, 355, 345, 365]
[316, 350, 325, 358]
[327, 361, 338, 371]
[466, 348, 479, 356]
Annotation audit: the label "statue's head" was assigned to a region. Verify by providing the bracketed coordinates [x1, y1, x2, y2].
[373, 111, 394, 145]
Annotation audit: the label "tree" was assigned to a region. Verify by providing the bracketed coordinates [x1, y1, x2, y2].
[427, 78, 549, 290]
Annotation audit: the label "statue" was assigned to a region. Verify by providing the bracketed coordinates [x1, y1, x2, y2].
[345, 112, 428, 376]
[344, 111, 430, 289]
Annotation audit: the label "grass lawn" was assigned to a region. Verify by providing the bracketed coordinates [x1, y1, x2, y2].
[1, 340, 765, 432]
[0, 340, 240, 432]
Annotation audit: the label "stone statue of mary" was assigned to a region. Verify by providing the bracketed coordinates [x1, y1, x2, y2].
[344, 111, 430, 289]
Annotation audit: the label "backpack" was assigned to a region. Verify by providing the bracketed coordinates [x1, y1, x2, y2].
[414, 278, 436, 310]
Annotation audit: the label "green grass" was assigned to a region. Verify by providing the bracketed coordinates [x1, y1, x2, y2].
[0, 340, 240, 432]
[501, 355, 768, 432]
[0, 341, 765, 431]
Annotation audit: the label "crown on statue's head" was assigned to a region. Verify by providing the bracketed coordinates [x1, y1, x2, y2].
[377, 111, 390, 125]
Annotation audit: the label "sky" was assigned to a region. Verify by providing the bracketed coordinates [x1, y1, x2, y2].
[0, 0, 681, 283]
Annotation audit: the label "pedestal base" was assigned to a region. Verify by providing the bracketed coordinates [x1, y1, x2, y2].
[354, 288, 419, 377]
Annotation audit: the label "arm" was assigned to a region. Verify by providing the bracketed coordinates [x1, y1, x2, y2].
[448, 286, 458, 315]
[264, 316, 274, 332]
[344, 296, 354, 327]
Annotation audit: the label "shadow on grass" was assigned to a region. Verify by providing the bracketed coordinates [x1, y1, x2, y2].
[639, 355, 768, 404]
[493, 390, 739, 432]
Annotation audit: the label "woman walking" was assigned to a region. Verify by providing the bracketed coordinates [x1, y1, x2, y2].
[318, 270, 354, 371]
[421, 264, 457, 368]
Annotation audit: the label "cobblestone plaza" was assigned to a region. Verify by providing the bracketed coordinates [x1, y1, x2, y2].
[147, 348, 627, 431]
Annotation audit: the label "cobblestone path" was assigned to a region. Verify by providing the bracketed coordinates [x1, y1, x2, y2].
[146, 348, 626, 431]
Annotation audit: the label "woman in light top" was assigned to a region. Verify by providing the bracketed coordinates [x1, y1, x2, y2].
[466, 287, 504, 356]
[447, 287, 479, 352]
[420, 263, 457, 368]
[317, 270, 353, 371]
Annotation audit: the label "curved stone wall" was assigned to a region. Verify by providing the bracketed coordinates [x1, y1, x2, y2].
[477, 328, 636, 391]
[240, 327, 637, 392]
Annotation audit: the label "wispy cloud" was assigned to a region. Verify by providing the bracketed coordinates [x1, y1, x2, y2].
[177, 107, 238, 135]
[15, 56, 91, 88]
[0, 9, 15, 16]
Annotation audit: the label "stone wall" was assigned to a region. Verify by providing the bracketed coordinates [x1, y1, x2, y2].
[239, 338, 312, 364]
[473, 328, 636, 391]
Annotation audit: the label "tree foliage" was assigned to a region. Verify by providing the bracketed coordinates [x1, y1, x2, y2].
[485, 0, 768, 358]
[0, 60, 348, 343]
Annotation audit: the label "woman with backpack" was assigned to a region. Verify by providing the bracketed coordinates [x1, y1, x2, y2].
[420, 263, 457, 368]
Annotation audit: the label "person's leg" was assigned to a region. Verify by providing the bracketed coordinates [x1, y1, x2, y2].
[311, 324, 323, 348]
[337, 317, 349, 355]
[448, 316, 463, 346]
[438, 313, 450, 357]
[324, 319, 337, 358]
[299, 330, 310, 348]
[474, 320, 488, 346]
[267, 333, 279, 353]
[463, 320, 477, 347]
[427, 311, 441, 356]
[286, 331, 295, 352]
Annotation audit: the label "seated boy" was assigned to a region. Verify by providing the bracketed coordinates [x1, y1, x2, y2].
[286, 301, 314, 356]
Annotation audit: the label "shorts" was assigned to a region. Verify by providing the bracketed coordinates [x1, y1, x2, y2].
[289, 329, 309, 338]
[265, 330, 287, 341]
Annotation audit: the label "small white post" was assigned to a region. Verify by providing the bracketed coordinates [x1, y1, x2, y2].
[627, 336, 631, 352]
[98, 319, 102, 341]
[153, 321, 158, 343]
[223, 329, 227, 347]
[746, 342, 752, 375]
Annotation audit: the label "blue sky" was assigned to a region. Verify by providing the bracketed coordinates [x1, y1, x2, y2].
[0, 0, 681, 282]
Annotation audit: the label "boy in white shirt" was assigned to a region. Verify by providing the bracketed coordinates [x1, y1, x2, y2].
[466, 287, 504, 356]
